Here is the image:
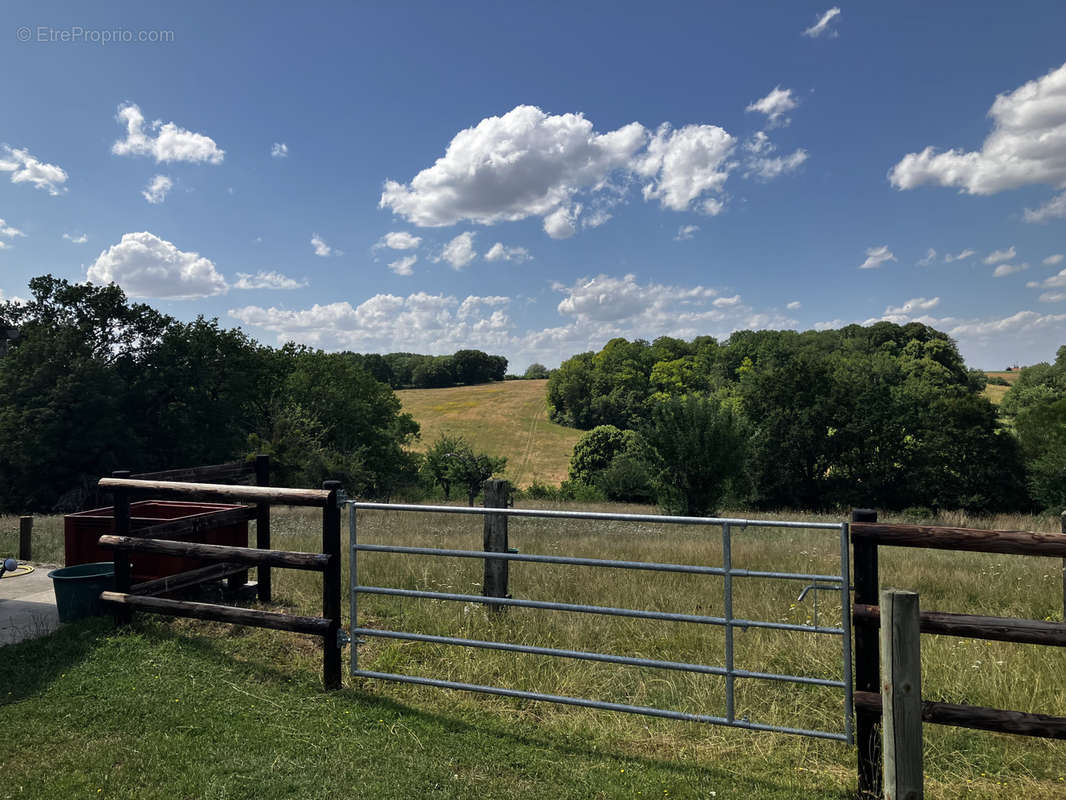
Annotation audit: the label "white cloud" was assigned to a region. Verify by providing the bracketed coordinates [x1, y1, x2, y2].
[0, 218, 26, 239]
[63, 233, 88, 244]
[582, 208, 613, 229]
[438, 232, 477, 269]
[713, 294, 742, 308]
[803, 7, 841, 38]
[1044, 254, 1064, 266]
[543, 206, 579, 239]
[230, 292, 515, 353]
[744, 149, 808, 180]
[380, 105, 645, 231]
[142, 174, 172, 204]
[311, 234, 339, 257]
[555, 273, 716, 323]
[883, 297, 941, 318]
[0, 241, 9, 251]
[787, 300, 802, 310]
[271, 142, 288, 158]
[0, 146, 68, 195]
[675, 224, 699, 241]
[232, 271, 307, 290]
[112, 103, 224, 164]
[944, 248, 976, 263]
[984, 246, 1016, 264]
[859, 245, 897, 270]
[87, 231, 228, 299]
[1031, 268, 1066, 289]
[889, 62, 1066, 197]
[389, 255, 417, 276]
[916, 248, 937, 266]
[376, 231, 422, 251]
[1039, 291, 1066, 303]
[485, 242, 532, 263]
[993, 262, 1029, 277]
[745, 86, 799, 127]
[1024, 191, 1066, 223]
[633, 123, 735, 214]
[947, 310, 1066, 339]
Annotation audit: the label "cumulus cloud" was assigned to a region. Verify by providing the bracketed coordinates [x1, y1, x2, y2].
[675, 224, 699, 241]
[1039, 291, 1066, 303]
[543, 206, 579, 239]
[944, 248, 976, 263]
[271, 142, 288, 158]
[142, 174, 172, 204]
[1044, 254, 1064, 266]
[745, 87, 799, 127]
[63, 232, 88, 244]
[0, 219, 26, 239]
[993, 262, 1028, 277]
[883, 297, 941, 318]
[1030, 268, 1066, 289]
[112, 103, 224, 164]
[485, 242, 532, 263]
[311, 234, 339, 257]
[388, 255, 417, 276]
[0, 146, 68, 195]
[947, 310, 1066, 338]
[745, 149, 808, 180]
[889, 62, 1066, 198]
[555, 273, 716, 323]
[917, 248, 937, 266]
[859, 245, 897, 270]
[1024, 191, 1066, 223]
[713, 294, 742, 308]
[438, 232, 477, 269]
[87, 231, 228, 299]
[232, 271, 307, 290]
[380, 105, 645, 231]
[787, 300, 802, 310]
[984, 246, 1016, 264]
[803, 7, 841, 38]
[633, 123, 735, 214]
[229, 292, 515, 353]
[375, 231, 422, 251]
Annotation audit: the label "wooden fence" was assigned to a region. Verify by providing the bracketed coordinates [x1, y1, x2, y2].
[96, 469, 344, 689]
[850, 511, 1066, 798]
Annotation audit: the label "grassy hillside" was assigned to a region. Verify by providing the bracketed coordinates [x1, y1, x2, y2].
[396, 380, 581, 487]
[983, 370, 1023, 405]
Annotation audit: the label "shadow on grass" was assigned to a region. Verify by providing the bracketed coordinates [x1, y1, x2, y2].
[0, 616, 112, 704]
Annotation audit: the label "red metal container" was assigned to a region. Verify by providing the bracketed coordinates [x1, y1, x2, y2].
[64, 500, 249, 583]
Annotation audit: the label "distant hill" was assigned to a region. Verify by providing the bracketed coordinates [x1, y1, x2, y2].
[983, 370, 1022, 405]
[396, 380, 582, 487]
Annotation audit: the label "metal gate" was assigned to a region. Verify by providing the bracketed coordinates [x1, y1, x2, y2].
[346, 502, 853, 743]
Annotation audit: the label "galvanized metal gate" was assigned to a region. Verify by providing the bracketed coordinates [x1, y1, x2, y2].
[346, 502, 853, 743]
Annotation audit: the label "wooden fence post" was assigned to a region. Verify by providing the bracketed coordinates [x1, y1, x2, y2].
[322, 480, 342, 690]
[482, 479, 510, 608]
[881, 589, 923, 800]
[255, 454, 271, 603]
[111, 470, 132, 626]
[1060, 511, 1065, 622]
[853, 507, 881, 799]
[18, 516, 32, 561]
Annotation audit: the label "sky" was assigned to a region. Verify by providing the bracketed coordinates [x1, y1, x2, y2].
[1, 1, 1064, 372]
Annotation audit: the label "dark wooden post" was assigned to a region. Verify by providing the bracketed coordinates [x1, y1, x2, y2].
[322, 480, 342, 690]
[1060, 511, 1065, 622]
[881, 589, 923, 800]
[112, 470, 132, 626]
[255, 455, 271, 603]
[852, 507, 881, 799]
[18, 516, 32, 561]
[482, 479, 510, 607]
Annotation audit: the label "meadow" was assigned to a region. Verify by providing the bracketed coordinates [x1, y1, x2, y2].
[396, 380, 582, 487]
[3, 503, 1065, 798]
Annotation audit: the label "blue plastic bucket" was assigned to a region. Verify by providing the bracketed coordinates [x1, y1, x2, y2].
[48, 562, 115, 622]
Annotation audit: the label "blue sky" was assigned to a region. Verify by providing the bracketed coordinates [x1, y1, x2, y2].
[2, 1, 1064, 371]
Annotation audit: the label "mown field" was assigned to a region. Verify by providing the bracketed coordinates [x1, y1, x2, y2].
[397, 380, 582, 487]
[3, 503, 1066, 798]
[982, 370, 1022, 405]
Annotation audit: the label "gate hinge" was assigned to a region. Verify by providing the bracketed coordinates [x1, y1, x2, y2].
[335, 489, 349, 507]
[337, 629, 352, 648]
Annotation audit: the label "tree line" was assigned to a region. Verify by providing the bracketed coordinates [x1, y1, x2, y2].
[347, 350, 507, 389]
[548, 325, 1058, 515]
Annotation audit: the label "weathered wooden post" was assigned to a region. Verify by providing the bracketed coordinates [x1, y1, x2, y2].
[255, 454, 271, 603]
[482, 479, 511, 608]
[1061, 511, 1065, 622]
[111, 470, 132, 626]
[18, 516, 32, 561]
[852, 507, 881, 799]
[881, 589, 923, 800]
[322, 480, 342, 690]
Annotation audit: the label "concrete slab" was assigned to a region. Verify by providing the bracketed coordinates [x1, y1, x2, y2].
[0, 565, 61, 646]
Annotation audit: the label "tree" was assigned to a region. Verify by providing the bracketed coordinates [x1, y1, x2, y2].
[421, 433, 466, 500]
[641, 395, 748, 517]
[523, 363, 550, 380]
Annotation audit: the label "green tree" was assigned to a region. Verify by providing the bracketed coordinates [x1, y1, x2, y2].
[641, 395, 748, 516]
[523, 363, 550, 380]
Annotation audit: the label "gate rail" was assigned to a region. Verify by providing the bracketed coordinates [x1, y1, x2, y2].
[347, 501, 854, 743]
